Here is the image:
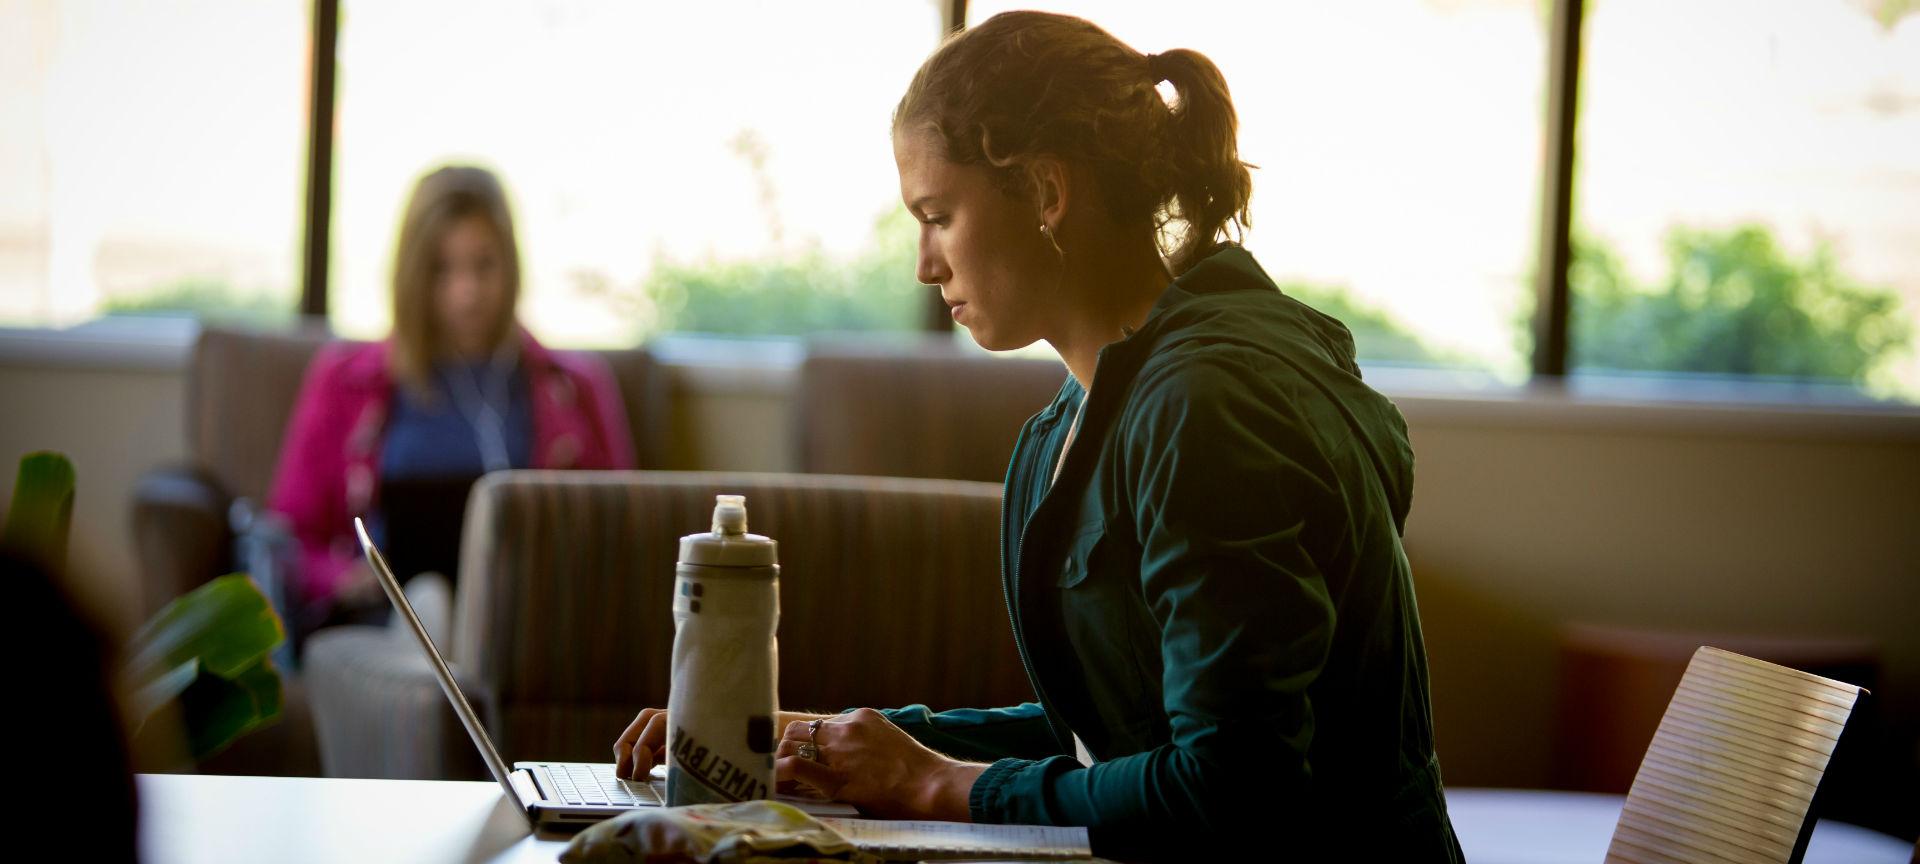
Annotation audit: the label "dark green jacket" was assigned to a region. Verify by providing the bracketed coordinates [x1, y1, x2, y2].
[881, 245, 1462, 862]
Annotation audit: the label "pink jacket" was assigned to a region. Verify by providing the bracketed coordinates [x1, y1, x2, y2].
[266, 331, 635, 604]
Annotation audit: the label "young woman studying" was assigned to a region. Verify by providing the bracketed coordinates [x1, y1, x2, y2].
[269, 165, 633, 636]
[615, 12, 1460, 860]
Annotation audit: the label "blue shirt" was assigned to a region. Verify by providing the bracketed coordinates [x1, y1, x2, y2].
[368, 359, 534, 553]
[382, 359, 534, 479]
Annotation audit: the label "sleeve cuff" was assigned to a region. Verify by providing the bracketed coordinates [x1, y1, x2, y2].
[967, 757, 1032, 823]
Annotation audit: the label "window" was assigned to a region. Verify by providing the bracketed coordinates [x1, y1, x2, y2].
[967, 0, 1549, 376]
[329, 0, 943, 347]
[0, 0, 308, 328]
[9, 0, 1915, 405]
[1572, 0, 1920, 401]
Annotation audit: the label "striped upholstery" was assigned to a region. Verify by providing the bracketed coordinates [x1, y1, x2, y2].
[314, 470, 1029, 777]
[1605, 646, 1868, 864]
[795, 341, 1067, 483]
[455, 471, 1030, 765]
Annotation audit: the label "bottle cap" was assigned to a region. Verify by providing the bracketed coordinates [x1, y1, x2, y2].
[679, 494, 778, 569]
[712, 494, 748, 534]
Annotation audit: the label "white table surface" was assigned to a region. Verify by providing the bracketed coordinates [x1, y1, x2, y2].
[138, 774, 1913, 864]
[139, 774, 567, 864]
[1447, 788, 1912, 864]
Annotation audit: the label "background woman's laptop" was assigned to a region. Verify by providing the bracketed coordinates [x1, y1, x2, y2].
[351, 517, 857, 831]
[375, 473, 479, 588]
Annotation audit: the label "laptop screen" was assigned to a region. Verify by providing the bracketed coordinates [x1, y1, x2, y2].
[376, 473, 480, 588]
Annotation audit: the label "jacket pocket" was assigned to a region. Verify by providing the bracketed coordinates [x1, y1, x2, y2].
[1054, 519, 1105, 589]
[1052, 518, 1162, 751]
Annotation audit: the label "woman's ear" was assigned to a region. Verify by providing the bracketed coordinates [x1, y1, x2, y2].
[1027, 156, 1072, 233]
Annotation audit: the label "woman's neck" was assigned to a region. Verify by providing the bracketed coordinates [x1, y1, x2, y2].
[1049, 242, 1171, 391]
[441, 329, 518, 367]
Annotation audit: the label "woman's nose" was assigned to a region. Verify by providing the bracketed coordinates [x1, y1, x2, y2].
[916, 249, 948, 287]
[443, 269, 482, 307]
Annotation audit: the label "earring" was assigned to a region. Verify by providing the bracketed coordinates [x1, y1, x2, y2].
[1040, 223, 1064, 258]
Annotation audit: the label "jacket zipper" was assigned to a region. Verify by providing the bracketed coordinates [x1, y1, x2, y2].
[1001, 398, 1072, 754]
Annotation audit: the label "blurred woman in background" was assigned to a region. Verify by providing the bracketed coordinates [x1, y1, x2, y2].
[269, 165, 632, 635]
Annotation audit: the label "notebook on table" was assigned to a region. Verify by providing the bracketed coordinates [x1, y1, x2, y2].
[820, 818, 1092, 861]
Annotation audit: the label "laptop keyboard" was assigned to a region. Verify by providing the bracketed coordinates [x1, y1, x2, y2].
[546, 762, 665, 807]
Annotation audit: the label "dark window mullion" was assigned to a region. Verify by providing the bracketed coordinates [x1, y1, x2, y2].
[299, 0, 339, 320]
[1531, 0, 1583, 378]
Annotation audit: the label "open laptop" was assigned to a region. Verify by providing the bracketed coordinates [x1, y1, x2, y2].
[375, 473, 478, 590]
[352, 517, 856, 831]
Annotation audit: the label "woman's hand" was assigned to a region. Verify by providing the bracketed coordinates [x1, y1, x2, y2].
[775, 708, 987, 821]
[613, 708, 832, 781]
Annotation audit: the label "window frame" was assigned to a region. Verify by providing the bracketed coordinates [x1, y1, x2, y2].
[285, 0, 1751, 390]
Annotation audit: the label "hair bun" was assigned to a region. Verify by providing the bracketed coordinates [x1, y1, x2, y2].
[1146, 52, 1169, 84]
[894, 11, 1249, 275]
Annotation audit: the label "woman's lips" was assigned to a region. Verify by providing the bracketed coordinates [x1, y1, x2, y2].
[948, 301, 966, 321]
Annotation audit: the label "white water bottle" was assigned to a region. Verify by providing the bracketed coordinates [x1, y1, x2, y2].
[665, 494, 779, 806]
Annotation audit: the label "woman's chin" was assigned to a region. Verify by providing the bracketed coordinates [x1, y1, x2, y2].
[961, 323, 1004, 351]
[966, 325, 1040, 354]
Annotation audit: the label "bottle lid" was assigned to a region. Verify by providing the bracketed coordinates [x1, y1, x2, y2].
[712, 494, 748, 535]
[679, 494, 778, 568]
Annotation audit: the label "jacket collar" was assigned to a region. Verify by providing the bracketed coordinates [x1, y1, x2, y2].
[1144, 242, 1276, 324]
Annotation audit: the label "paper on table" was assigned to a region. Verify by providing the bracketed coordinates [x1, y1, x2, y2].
[779, 796, 860, 817]
[820, 818, 1092, 861]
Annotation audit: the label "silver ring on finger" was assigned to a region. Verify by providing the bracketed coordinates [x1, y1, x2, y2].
[798, 717, 825, 762]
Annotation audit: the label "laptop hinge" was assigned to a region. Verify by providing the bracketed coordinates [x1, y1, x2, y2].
[512, 767, 547, 808]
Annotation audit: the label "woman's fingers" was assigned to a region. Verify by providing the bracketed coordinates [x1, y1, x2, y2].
[773, 737, 808, 761]
[634, 711, 669, 774]
[613, 707, 668, 780]
[613, 716, 644, 778]
[777, 753, 848, 800]
[774, 717, 839, 799]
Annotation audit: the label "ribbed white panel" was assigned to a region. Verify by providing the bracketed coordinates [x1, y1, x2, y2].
[1604, 646, 1865, 864]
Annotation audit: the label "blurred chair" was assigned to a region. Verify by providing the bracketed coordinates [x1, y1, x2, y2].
[1554, 623, 1887, 832]
[131, 322, 332, 624]
[128, 324, 667, 776]
[794, 340, 1066, 483]
[1604, 646, 1868, 864]
[303, 470, 1030, 779]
